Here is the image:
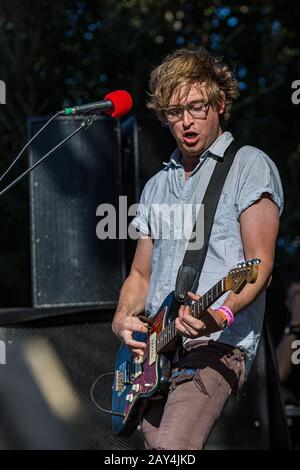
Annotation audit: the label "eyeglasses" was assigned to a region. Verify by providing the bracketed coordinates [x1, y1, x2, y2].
[161, 102, 210, 123]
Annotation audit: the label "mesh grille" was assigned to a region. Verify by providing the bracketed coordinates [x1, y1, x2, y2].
[133, 116, 176, 200]
[7, 320, 144, 450]
[28, 116, 125, 308]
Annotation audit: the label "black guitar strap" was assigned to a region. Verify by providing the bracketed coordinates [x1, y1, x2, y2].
[174, 140, 243, 304]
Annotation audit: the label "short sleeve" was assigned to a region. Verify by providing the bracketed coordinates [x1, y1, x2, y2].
[236, 148, 284, 220]
[131, 185, 151, 236]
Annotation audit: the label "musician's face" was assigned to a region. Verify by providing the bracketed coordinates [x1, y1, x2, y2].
[166, 83, 225, 159]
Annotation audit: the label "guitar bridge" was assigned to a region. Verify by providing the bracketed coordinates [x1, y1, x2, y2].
[115, 361, 132, 394]
[115, 370, 125, 393]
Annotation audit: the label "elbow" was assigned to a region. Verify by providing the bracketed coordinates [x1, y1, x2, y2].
[257, 256, 274, 290]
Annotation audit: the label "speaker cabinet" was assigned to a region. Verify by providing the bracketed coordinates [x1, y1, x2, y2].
[27, 116, 126, 308]
[133, 115, 176, 200]
[1, 312, 144, 450]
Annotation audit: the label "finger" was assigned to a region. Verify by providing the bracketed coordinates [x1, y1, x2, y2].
[125, 318, 149, 334]
[179, 318, 199, 336]
[131, 348, 145, 357]
[181, 314, 205, 331]
[125, 337, 147, 350]
[135, 323, 149, 333]
[178, 305, 186, 321]
[181, 304, 191, 317]
[175, 318, 190, 336]
[138, 315, 153, 326]
[187, 291, 201, 301]
[175, 318, 196, 337]
[178, 305, 185, 315]
[122, 330, 147, 348]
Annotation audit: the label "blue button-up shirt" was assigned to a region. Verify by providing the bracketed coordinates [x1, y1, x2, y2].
[131, 131, 284, 373]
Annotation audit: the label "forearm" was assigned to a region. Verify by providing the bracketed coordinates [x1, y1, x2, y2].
[223, 257, 273, 315]
[113, 271, 149, 322]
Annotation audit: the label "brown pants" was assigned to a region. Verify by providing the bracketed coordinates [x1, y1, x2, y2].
[141, 341, 246, 450]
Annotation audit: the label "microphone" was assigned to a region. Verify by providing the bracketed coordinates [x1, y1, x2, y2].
[60, 90, 133, 118]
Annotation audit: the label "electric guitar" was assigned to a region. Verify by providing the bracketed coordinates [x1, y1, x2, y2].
[111, 258, 261, 436]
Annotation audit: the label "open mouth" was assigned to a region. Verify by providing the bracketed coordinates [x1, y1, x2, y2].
[182, 132, 199, 144]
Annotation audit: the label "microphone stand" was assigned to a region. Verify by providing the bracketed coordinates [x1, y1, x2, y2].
[0, 114, 97, 198]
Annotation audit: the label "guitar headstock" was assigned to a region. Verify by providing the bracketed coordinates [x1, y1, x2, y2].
[224, 258, 261, 293]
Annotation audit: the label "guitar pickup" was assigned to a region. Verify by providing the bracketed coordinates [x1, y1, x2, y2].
[149, 332, 157, 366]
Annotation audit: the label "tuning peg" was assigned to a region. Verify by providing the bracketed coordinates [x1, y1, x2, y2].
[245, 258, 261, 265]
[237, 263, 242, 268]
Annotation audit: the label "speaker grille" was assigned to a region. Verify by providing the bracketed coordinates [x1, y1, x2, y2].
[6, 319, 144, 450]
[133, 115, 176, 200]
[28, 116, 125, 308]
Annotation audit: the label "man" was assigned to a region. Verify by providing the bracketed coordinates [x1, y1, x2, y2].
[112, 47, 284, 450]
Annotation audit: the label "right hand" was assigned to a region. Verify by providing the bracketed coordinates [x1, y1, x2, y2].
[112, 315, 150, 357]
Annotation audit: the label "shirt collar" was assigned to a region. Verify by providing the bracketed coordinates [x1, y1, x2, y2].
[163, 131, 234, 170]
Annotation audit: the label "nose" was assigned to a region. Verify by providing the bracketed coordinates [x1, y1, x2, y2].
[182, 108, 194, 127]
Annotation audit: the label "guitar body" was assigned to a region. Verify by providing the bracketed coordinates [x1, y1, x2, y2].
[112, 292, 178, 436]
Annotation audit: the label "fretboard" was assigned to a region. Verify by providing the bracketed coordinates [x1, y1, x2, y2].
[156, 278, 224, 353]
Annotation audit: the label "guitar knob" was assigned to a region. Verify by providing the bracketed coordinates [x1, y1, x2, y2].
[126, 394, 134, 402]
[132, 384, 140, 392]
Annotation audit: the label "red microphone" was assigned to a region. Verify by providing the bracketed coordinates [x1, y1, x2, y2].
[61, 90, 133, 117]
[104, 90, 133, 118]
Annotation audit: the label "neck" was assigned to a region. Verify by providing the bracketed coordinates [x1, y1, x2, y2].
[180, 155, 199, 173]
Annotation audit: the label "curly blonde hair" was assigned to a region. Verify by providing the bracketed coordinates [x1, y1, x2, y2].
[147, 47, 239, 127]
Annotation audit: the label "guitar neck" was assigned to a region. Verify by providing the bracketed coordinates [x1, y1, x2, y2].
[156, 278, 224, 354]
